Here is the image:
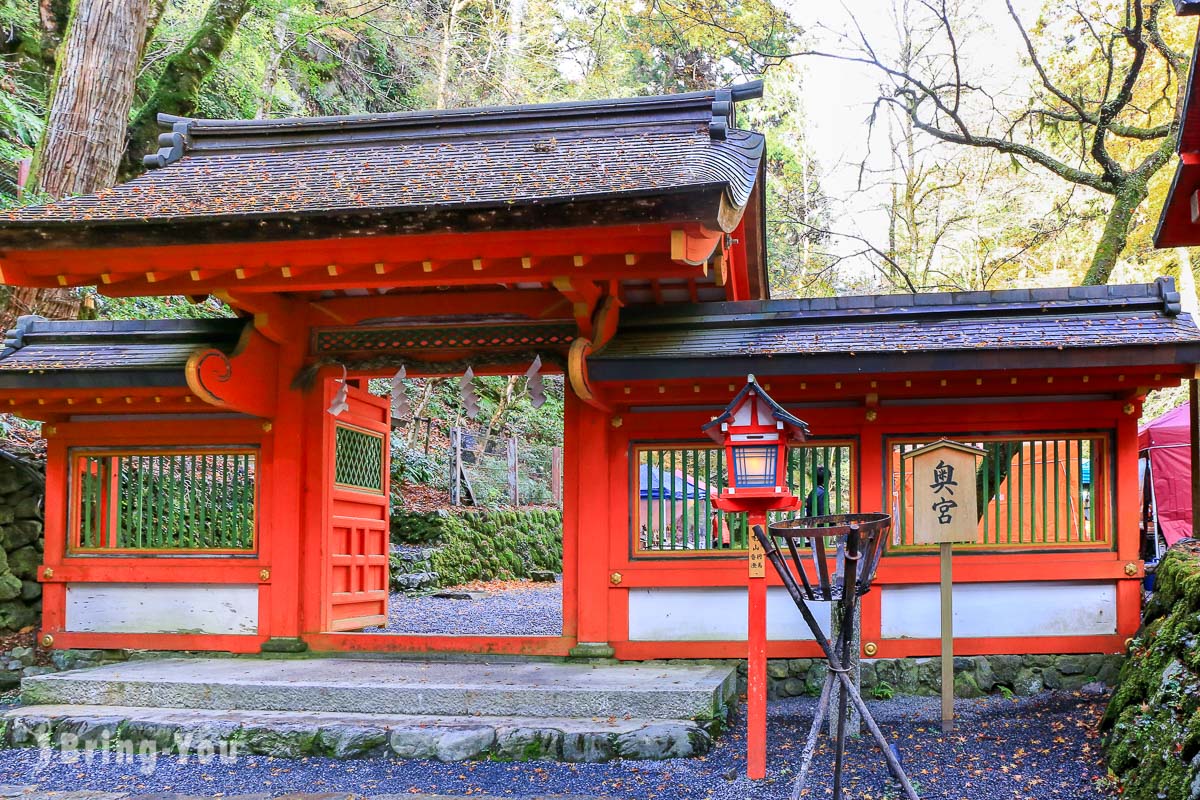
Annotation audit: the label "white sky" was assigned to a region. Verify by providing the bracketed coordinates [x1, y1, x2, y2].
[779, 0, 1046, 272]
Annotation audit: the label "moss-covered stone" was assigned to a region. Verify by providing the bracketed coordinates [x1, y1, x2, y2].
[1102, 540, 1200, 799]
[391, 508, 562, 587]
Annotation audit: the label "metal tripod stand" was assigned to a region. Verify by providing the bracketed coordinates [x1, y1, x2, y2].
[754, 515, 921, 800]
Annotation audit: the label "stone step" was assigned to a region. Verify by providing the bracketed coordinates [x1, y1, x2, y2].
[1, 704, 714, 762]
[21, 658, 736, 721]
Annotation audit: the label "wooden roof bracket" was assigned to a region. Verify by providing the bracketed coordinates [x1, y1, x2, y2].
[552, 276, 604, 338]
[185, 324, 279, 418]
[213, 290, 306, 345]
[567, 296, 621, 413]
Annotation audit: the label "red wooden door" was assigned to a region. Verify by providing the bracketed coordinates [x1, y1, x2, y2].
[324, 381, 391, 631]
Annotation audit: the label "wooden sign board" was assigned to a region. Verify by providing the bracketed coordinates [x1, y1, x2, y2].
[905, 440, 987, 545]
[748, 534, 766, 578]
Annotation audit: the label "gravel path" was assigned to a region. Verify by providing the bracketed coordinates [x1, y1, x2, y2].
[0, 691, 1111, 798]
[363, 582, 562, 636]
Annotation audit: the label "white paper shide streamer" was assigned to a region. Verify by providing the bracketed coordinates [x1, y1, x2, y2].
[390, 365, 409, 418]
[524, 354, 545, 408]
[328, 365, 350, 416]
[460, 366, 479, 419]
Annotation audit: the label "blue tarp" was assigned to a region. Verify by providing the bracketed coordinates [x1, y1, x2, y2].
[638, 464, 708, 500]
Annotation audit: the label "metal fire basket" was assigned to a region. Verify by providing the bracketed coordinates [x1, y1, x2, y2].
[755, 514, 920, 800]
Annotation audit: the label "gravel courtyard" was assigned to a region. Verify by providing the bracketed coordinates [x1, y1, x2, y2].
[0, 691, 1111, 799]
[365, 580, 563, 636]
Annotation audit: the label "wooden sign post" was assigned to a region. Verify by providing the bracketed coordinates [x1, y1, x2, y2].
[904, 439, 986, 733]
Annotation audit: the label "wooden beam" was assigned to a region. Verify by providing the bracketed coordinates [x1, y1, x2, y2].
[5, 223, 684, 283]
[552, 277, 604, 338]
[101, 253, 706, 297]
[670, 227, 723, 266]
[212, 290, 304, 344]
[309, 289, 571, 325]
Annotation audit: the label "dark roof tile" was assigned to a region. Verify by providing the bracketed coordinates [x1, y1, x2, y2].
[590, 280, 1200, 380]
[0, 317, 245, 385]
[0, 85, 766, 249]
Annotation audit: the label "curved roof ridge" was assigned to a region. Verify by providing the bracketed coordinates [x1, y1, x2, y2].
[145, 81, 764, 168]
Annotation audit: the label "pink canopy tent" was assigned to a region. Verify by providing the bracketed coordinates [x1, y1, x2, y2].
[1139, 403, 1194, 545]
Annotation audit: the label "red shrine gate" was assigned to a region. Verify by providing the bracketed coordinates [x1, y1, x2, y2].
[0, 83, 1197, 661]
[323, 381, 391, 632]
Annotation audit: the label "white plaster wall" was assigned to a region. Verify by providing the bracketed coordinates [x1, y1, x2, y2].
[65, 583, 259, 635]
[880, 581, 1117, 639]
[628, 587, 832, 641]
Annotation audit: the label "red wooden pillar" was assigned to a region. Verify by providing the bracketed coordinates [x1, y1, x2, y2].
[564, 391, 612, 655]
[39, 434, 68, 639]
[263, 337, 310, 640]
[747, 509, 768, 781]
[1116, 409, 1142, 643]
[859, 421, 884, 651]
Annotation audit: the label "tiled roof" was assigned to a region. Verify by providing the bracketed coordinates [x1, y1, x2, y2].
[0, 85, 764, 248]
[0, 317, 245, 388]
[589, 278, 1200, 380]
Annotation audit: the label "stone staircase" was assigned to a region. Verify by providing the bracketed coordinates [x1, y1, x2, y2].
[5, 657, 737, 763]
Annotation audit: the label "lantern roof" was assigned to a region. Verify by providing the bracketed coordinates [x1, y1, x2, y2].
[702, 375, 810, 443]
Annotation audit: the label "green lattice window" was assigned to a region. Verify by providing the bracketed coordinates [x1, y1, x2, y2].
[633, 442, 855, 554]
[334, 425, 385, 493]
[72, 449, 257, 552]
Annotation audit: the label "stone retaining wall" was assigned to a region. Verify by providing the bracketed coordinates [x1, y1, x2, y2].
[0, 455, 44, 634]
[1102, 540, 1200, 800]
[391, 508, 562, 587]
[728, 653, 1124, 698]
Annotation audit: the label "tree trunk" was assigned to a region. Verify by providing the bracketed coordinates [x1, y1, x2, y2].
[436, 0, 467, 109]
[407, 380, 439, 446]
[1082, 178, 1148, 286]
[13, 0, 154, 330]
[254, 11, 290, 119]
[36, 0, 72, 72]
[503, 0, 527, 92]
[120, 0, 254, 179]
[477, 375, 519, 456]
[32, 0, 152, 198]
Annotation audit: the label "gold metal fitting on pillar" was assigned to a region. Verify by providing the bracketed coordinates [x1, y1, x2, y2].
[1123, 403, 1136, 415]
[41, 567, 53, 580]
[39, 634, 53, 648]
[262, 422, 273, 432]
[609, 572, 622, 585]
[865, 409, 877, 422]
[259, 569, 271, 582]
[44, 426, 56, 437]
[1124, 562, 1138, 576]
[863, 642, 878, 657]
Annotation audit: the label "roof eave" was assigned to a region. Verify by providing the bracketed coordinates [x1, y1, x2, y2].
[588, 343, 1200, 383]
[0, 185, 736, 252]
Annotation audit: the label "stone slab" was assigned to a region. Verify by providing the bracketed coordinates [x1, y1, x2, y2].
[1, 704, 711, 762]
[21, 658, 735, 720]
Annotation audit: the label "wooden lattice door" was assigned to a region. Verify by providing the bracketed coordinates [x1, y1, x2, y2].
[324, 381, 391, 631]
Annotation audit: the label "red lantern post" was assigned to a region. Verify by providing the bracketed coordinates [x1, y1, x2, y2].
[704, 375, 809, 780]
